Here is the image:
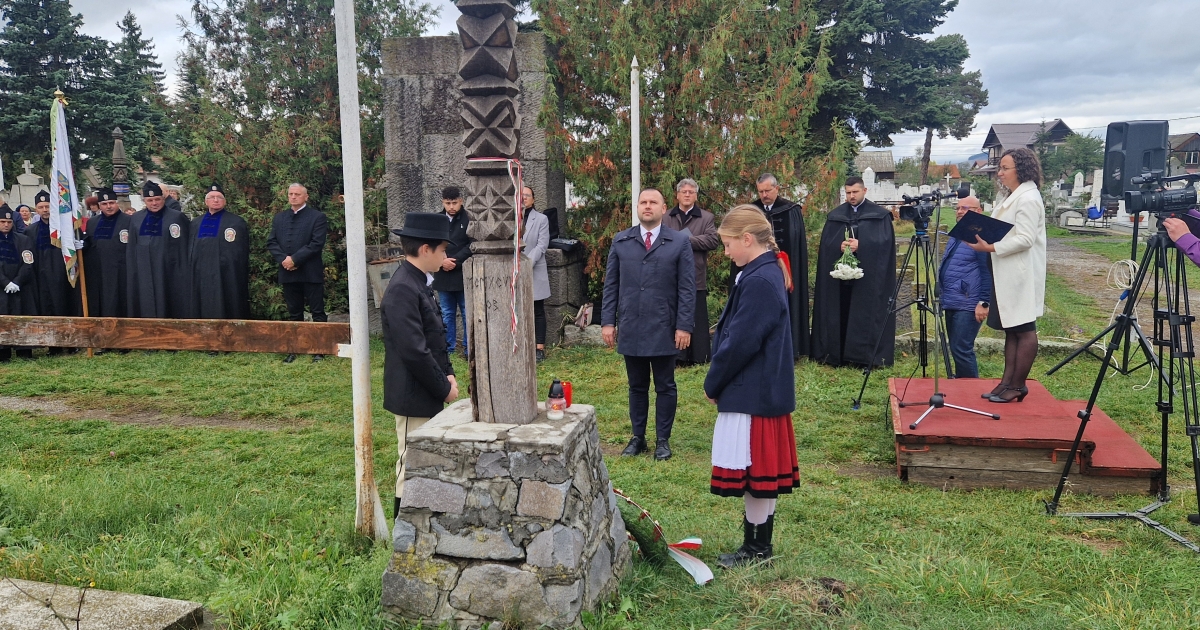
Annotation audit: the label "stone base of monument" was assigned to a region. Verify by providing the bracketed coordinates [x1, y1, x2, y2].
[382, 399, 630, 629]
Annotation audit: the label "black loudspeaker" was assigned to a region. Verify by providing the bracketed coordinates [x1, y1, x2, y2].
[1103, 121, 1169, 197]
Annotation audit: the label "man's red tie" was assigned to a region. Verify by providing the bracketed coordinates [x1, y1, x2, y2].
[645, 232, 652, 251]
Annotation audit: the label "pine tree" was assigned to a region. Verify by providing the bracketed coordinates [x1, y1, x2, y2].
[0, 0, 108, 168]
[105, 11, 173, 168]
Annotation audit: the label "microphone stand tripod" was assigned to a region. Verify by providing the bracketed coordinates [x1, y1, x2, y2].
[902, 202, 999, 429]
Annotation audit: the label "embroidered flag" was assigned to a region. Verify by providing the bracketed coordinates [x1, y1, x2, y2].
[49, 94, 83, 287]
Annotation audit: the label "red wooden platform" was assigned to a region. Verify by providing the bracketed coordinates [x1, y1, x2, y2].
[890, 378, 1160, 496]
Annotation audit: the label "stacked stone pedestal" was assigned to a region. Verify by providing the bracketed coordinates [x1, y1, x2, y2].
[382, 400, 630, 629]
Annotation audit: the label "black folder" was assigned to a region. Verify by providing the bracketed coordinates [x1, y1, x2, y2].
[948, 211, 1014, 245]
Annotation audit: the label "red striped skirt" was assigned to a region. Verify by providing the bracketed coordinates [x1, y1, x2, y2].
[710, 414, 799, 498]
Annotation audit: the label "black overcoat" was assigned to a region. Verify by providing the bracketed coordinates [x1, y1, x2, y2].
[190, 210, 251, 319]
[382, 261, 455, 418]
[753, 197, 810, 359]
[600, 225, 696, 357]
[431, 210, 472, 293]
[127, 207, 192, 318]
[266, 205, 328, 285]
[0, 231, 37, 315]
[82, 211, 131, 317]
[810, 200, 896, 367]
[31, 221, 82, 317]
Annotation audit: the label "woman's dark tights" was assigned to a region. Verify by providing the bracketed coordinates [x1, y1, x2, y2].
[1001, 329, 1038, 389]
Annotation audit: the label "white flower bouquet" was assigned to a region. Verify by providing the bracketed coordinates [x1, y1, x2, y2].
[830, 248, 864, 280]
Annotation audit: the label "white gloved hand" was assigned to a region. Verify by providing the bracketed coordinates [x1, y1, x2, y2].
[74, 239, 86, 249]
[4, 283, 18, 293]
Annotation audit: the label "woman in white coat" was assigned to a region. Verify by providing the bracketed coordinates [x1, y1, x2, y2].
[521, 186, 552, 362]
[967, 147, 1047, 403]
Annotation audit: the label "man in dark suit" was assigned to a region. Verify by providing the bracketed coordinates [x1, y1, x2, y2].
[267, 183, 329, 363]
[431, 186, 472, 358]
[82, 187, 131, 319]
[381, 212, 458, 518]
[601, 188, 696, 461]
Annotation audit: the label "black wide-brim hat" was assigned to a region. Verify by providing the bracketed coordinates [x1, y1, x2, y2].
[392, 212, 450, 241]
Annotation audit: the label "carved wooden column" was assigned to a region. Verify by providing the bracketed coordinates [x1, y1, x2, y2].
[458, 0, 537, 424]
[111, 128, 132, 213]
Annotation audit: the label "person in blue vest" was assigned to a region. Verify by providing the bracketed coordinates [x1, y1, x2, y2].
[0, 205, 37, 360]
[938, 195, 993, 378]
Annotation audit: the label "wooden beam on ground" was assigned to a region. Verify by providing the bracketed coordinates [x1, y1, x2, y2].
[0, 316, 350, 354]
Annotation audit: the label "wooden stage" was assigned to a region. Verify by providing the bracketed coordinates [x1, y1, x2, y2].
[891, 378, 1160, 496]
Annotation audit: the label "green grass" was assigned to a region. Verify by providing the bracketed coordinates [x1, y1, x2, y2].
[4, 335, 1200, 628]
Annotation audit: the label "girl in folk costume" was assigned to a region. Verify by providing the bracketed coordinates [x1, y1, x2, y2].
[705, 205, 799, 568]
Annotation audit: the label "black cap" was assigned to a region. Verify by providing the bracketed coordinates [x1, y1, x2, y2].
[391, 212, 450, 241]
[208, 183, 224, 195]
[34, 190, 50, 204]
[143, 181, 163, 197]
[96, 187, 117, 202]
[548, 379, 564, 398]
[0, 205, 12, 221]
[442, 186, 462, 200]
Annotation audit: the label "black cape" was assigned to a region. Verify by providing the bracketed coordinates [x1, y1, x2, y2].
[811, 200, 896, 367]
[190, 210, 250, 319]
[752, 197, 810, 359]
[126, 207, 193, 318]
[30, 221, 82, 316]
[82, 212, 132, 317]
[0, 231, 37, 315]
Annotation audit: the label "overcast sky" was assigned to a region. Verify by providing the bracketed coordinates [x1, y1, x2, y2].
[75, 0, 1200, 163]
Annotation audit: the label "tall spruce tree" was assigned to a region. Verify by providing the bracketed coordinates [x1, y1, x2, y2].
[0, 0, 108, 167]
[810, 0, 987, 173]
[532, 0, 856, 289]
[107, 11, 172, 167]
[167, 0, 435, 318]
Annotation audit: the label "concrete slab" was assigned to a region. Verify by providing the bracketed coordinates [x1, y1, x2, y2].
[0, 578, 203, 630]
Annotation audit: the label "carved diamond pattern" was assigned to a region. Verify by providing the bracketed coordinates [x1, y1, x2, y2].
[465, 176, 518, 241]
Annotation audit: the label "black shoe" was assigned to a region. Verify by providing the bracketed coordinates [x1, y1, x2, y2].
[312, 354, 324, 363]
[283, 354, 297, 363]
[394, 497, 402, 519]
[654, 440, 672, 461]
[717, 516, 774, 568]
[988, 385, 1029, 403]
[621, 436, 647, 457]
[536, 349, 546, 363]
[982, 382, 1010, 399]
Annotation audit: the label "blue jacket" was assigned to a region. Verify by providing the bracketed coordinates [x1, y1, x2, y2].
[704, 252, 795, 416]
[601, 224, 696, 356]
[939, 237, 993, 311]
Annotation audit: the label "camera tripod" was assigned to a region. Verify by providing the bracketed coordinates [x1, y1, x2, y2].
[1045, 223, 1200, 553]
[851, 217, 998, 428]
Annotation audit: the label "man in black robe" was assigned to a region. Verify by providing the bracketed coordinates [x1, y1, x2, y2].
[811, 176, 896, 367]
[31, 191, 82, 356]
[82, 187, 131, 318]
[190, 184, 250, 319]
[0, 205, 37, 360]
[127, 181, 192, 318]
[750, 173, 810, 360]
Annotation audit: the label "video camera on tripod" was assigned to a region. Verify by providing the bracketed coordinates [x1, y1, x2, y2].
[897, 188, 956, 232]
[1125, 170, 1199, 218]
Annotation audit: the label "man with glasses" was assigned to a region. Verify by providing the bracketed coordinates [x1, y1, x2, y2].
[938, 195, 992, 378]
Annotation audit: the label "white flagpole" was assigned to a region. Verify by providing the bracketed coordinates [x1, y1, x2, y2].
[631, 56, 640, 226]
[333, 0, 388, 541]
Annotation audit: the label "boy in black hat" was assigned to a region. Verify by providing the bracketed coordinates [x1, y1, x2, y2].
[0, 205, 36, 360]
[382, 212, 459, 518]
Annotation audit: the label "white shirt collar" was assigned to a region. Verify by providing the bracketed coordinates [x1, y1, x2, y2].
[425, 272, 434, 287]
[292, 204, 306, 214]
[639, 223, 661, 245]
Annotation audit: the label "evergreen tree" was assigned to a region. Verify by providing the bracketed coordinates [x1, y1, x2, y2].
[0, 0, 108, 168]
[105, 11, 173, 168]
[810, 0, 988, 169]
[532, 0, 856, 292]
[167, 0, 435, 318]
